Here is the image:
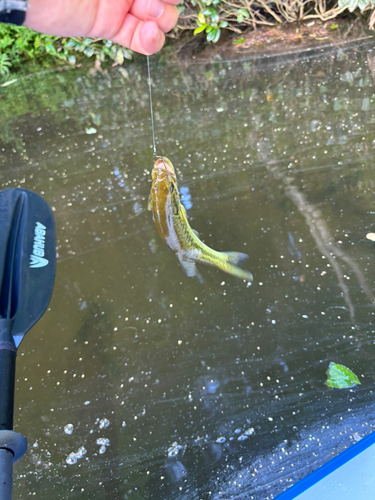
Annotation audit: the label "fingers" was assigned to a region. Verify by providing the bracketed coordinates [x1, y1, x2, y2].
[138, 20, 166, 54]
[112, 17, 165, 55]
[162, 0, 180, 5]
[130, 0, 178, 33]
[24, 0, 177, 56]
[102, 0, 178, 54]
[87, 0, 134, 39]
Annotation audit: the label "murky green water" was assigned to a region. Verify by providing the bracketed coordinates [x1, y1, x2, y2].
[1, 39, 375, 499]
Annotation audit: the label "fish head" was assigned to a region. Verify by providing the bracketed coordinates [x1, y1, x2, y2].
[151, 157, 178, 200]
[153, 156, 175, 175]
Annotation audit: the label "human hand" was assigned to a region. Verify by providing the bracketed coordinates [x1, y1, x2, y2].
[24, 0, 179, 55]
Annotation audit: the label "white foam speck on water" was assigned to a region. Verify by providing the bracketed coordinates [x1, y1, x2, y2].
[215, 436, 226, 444]
[65, 446, 87, 465]
[238, 434, 248, 441]
[167, 442, 183, 457]
[244, 428, 255, 436]
[99, 418, 110, 429]
[66, 453, 77, 465]
[76, 446, 87, 458]
[64, 423, 74, 435]
[96, 438, 110, 446]
[96, 438, 110, 454]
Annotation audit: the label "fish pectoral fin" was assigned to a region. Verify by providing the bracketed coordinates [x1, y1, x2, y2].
[223, 252, 249, 267]
[178, 256, 203, 284]
[147, 194, 152, 211]
[192, 228, 200, 237]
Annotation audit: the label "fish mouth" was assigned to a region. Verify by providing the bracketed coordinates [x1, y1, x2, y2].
[153, 157, 175, 175]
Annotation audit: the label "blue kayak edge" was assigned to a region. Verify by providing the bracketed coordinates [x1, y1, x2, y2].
[275, 429, 375, 499]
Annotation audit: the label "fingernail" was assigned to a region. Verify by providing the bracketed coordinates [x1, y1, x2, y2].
[152, 29, 163, 46]
[147, 0, 164, 18]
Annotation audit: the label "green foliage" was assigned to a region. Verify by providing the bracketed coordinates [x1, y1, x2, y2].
[193, 9, 228, 43]
[0, 53, 11, 75]
[188, 0, 375, 44]
[325, 362, 361, 389]
[0, 25, 132, 79]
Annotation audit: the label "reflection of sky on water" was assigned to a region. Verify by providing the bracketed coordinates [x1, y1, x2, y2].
[112, 167, 125, 188]
[0, 40, 375, 500]
[287, 232, 302, 260]
[180, 186, 192, 210]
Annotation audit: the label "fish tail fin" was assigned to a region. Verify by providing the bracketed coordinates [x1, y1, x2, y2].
[219, 252, 253, 282]
[224, 252, 249, 266]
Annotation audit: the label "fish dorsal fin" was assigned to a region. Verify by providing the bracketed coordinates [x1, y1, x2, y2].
[179, 205, 200, 239]
[179, 202, 188, 222]
[171, 193, 180, 216]
[173, 200, 179, 215]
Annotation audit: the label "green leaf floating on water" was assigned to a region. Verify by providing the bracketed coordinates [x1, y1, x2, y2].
[325, 362, 361, 389]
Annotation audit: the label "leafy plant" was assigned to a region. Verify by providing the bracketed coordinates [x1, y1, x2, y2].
[0, 25, 132, 80]
[182, 0, 375, 45]
[193, 10, 228, 43]
[0, 53, 11, 75]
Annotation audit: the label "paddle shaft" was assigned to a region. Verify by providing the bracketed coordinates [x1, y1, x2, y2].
[0, 346, 16, 500]
[0, 348, 16, 431]
[0, 321, 17, 500]
[0, 448, 13, 499]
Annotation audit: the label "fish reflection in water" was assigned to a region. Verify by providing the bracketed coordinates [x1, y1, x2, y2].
[148, 157, 254, 282]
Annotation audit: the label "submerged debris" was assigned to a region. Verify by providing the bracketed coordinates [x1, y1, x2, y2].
[325, 362, 361, 389]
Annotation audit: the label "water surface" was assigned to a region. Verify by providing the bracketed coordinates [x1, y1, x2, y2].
[1, 39, 375, 499]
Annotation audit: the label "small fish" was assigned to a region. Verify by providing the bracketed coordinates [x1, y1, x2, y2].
[148, 157, 253, 282]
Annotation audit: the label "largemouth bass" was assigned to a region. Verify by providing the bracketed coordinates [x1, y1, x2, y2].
[148, 157, 253, 282]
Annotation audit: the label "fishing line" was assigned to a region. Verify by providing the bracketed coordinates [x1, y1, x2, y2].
[147, 55, 158, 158]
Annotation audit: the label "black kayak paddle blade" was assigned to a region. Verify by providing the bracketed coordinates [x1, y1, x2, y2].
[0, 188, 56, 349]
